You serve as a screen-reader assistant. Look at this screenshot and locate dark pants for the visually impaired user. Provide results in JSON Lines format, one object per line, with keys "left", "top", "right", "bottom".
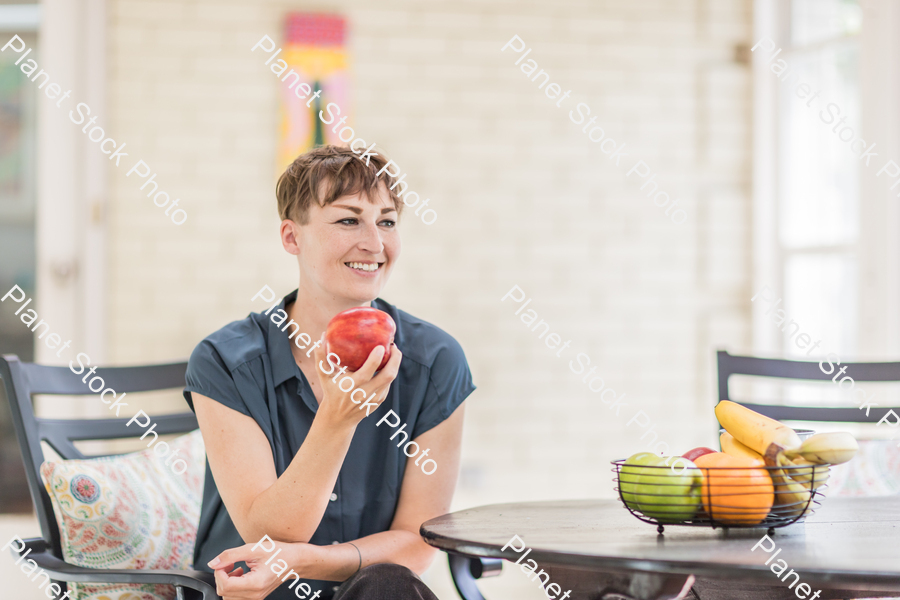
{"left": 332, "top": 564, "right": 439, "bottom": 600}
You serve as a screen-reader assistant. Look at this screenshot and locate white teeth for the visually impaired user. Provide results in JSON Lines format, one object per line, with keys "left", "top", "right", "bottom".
{"left": 348, "top": 262, "right": 379, "bottom": 272}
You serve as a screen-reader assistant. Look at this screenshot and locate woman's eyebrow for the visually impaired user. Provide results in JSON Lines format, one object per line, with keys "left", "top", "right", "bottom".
{"left": 330, "top": 204, "right": 397, "bottom": 215}
{"left": 331, "top": 204, "right": 362, "bottom": 214}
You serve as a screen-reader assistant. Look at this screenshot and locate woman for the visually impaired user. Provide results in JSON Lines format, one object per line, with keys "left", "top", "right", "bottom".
{"left": 183, "top": 145, "right": 474, "bottom": 600}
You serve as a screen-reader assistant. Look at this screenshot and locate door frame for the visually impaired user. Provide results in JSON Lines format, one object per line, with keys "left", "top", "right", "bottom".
{"left": 35, "top": 0, "right": 107, "bottom": 370}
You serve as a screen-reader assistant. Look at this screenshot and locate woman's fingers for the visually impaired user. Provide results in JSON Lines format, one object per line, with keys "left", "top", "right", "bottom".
{"left": 215, "top": 562, "right": 275, "bottom": 599}
{"left": 208, "top": 541, "right": 269, "bottom": 571}
{"left": 369, "top": 370, "right": 399, "bottom": 401}
{"left": 208, "top": 545, "right": 247, "bottom": 571}
{"left": 312, "top": 336, "right": 401, "bottom": 426}
{"left": 368, "top": 344, "right": 402, "bottom": 388}
{"left": 314, "top": 336, "right": 385, "bottom": 384}
{"left": 214, "top": 568, "right": 229, "bottom": 595}
{"left": 372, "top": 383, "right": 392, "bottom": 407}
{"left": 356, "top": 372, "right": 393, "bottom": 410}
{"left": 355, "top": 344, "right": 387, "bottom": 379}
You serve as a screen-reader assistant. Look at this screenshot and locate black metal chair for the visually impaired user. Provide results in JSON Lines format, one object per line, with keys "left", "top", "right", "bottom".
{"left": 690, "top": 350, "right": 900, "bottom": 600}
{"left": 1, "top": 353, "right": 500, "bottom": 600}
{"left": 447, "top": 553, "right": 503, "bottom": 600}
{"left": 0, "top": 354, "right": 218, "bottom": 600}
{"left": 716, "top": 349, "right": 900, "bottom": 425}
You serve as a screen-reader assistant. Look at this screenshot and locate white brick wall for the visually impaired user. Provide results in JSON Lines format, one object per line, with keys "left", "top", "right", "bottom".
{"left": 103, "top": 0, "right": 752, "bottom": 596}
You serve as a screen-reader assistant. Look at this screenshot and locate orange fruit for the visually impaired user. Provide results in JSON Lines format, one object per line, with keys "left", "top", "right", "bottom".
{"left": 694, "top": 452, "right": 774, "bottom": 526}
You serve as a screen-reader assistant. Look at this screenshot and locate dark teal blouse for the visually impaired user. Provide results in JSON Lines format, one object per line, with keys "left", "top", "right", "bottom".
{"left": 183, "top": 290, "right": 475, "bottom": 599}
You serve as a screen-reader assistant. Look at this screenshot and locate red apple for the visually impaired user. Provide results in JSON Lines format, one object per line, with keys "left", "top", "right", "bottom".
{"left": 681, "top": 447, "right": 717, "bottom": 462}
{"left": 325, "top": 307, "right": 396, "bottom": 372}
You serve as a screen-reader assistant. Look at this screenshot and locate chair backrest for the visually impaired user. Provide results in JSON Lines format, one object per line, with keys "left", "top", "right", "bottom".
{"left": 716, "top": 349, "right": 900, "bottom": 423}
{"left": 0, "top": 354, "right": 197, "bottom": 558}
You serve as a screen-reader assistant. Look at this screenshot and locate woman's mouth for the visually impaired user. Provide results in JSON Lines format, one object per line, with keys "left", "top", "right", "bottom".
{"left": 346, "top": 261, "right": 382, "bottom": 273}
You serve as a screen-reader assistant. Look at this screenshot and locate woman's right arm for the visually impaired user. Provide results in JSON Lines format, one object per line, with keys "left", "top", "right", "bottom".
{"left": 193, "top": 343, "right": 402, "bottom": 544}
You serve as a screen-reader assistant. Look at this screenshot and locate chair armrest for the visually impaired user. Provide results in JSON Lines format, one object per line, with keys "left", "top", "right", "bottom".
{"left": 11, "top": 538, "right": 219, "bottom": 600}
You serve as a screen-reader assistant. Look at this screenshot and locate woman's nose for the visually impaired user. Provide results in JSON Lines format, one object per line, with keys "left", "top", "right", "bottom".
{"left": 358, "top": 221, "right": 384, "bottom": 253}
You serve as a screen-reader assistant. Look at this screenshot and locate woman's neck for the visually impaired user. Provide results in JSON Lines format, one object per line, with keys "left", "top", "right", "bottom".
{"left": 286, "top": 281, "right": 373, "bottom": 346}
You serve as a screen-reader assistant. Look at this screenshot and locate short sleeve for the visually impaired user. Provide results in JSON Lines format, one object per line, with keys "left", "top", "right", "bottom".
{"left": 183, "top": 340, "right": 252, "bottom": 417}
{"left": 412, "top": 337, "right": 476, "bottom": 438}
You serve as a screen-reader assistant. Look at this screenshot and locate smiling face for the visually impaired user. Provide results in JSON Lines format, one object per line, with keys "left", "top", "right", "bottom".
{"left": 281, "top": 181, "right": 400, "bottom": 306}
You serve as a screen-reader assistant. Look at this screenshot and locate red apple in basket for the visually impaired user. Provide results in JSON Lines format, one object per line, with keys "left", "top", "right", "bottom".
{"left": 325, "top": 307, "right": 396, "bottom": 372}
{"left": 680, "top": 448, "right": 715, "bottom": 519}
{"left": 682, "top": 447, "right": 717, "bottom": 462}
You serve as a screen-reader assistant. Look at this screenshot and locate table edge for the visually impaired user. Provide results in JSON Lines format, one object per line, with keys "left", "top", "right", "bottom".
{"left": 420, "top": 500, "right": 900, "bottom": 591}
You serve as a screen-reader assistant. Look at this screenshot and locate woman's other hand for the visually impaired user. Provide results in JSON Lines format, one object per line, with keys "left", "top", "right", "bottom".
{"left": 209, "top": 539, "right": 308, "bottom": 600}
{"left": 313, "top": 338, "right": 402, "bottom": 430}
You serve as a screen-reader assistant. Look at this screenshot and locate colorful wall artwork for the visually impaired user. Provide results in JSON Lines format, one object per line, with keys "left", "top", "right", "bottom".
{"left": 277, "top": 13, "right": 350, "bottom": 171}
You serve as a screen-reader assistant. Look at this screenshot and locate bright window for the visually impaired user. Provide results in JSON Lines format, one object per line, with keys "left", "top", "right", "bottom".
{"left": 773, "top": 0, "right": 861, "bottom": 357}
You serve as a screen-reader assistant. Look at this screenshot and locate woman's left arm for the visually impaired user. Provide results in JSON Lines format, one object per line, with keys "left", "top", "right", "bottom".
{"left": 210, "top": 402, "right": 465, "bottom": 598}
{"left": 305, "top": 399, "right": 465, "bottom": 577}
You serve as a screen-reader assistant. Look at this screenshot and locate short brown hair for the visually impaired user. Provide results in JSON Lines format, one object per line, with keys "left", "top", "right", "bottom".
{"left": 276, "top": 145, "right": 403, "bottom": 224}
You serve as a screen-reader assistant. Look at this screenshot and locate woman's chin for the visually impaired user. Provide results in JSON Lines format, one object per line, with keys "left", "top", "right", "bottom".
{"left": 337, "top": 283, "right": 383, "bottom": 305}
{"left": 318, "top": 270, "right": 388, "bottom": 305}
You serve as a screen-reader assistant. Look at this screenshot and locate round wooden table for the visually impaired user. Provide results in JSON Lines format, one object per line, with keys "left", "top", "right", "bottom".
{"left": 421, "top": 496, "right": 900, "bottom": 600}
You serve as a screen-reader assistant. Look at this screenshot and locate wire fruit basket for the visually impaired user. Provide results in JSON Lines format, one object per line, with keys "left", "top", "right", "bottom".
{"left": 611, "top": 459, "right": 830, "bottom": 535}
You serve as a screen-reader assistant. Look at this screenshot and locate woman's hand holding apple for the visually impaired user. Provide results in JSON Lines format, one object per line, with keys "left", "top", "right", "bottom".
{"left": 313, "top": 340, "right": 402, "bottom": 431}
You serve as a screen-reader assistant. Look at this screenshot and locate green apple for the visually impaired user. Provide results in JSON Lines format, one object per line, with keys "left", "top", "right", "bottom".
{"left": 619, "top": 452, "right": 664, "bottom": 512}
{"left": 634, "top": 456, "right": 703, "bottom": 523}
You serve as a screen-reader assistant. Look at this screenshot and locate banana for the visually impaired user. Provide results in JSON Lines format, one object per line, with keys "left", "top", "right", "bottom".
{"left": 783, "top": 432, "right": 858, "bottom": 466}
{"left": 780, "top": 456, "right": 830, "bottom": 490}
{"left": 764, "top": 444, "right": 813, "bottom": 518}
{"left": 720, "top": 431, "right": 764, "bottom": 461}
{"left": 715, "top": 400, "right": 802, "bottom": 455}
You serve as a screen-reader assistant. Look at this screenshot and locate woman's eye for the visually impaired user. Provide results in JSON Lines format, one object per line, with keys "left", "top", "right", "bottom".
{"left": 335, "top": 217, "right": 394, "bottom": 227}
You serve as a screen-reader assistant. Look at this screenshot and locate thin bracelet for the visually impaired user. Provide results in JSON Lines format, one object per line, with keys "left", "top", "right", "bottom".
{"left": 347, "top": 542, "right": 362, "bottom": 574}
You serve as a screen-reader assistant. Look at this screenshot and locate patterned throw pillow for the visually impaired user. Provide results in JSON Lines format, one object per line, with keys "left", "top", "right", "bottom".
{"left": 40, "top": 430, "right": 206, "bottom": 600}
{"left": 826, "top": 439, "right": 900, "bottom": 497}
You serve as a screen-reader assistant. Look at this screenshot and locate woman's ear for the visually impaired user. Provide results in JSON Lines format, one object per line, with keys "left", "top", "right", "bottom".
{"left": 280, "top": 219, "right": 302, "bottom": 256}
